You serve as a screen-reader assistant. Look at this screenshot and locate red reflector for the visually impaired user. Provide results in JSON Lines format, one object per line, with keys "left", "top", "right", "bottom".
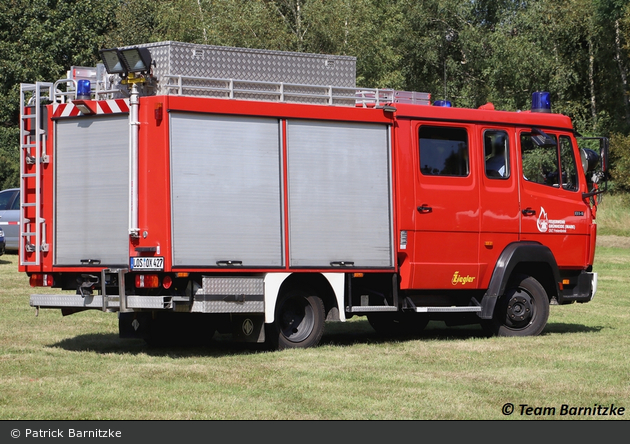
{"left": 30, "top": 274, "right": 53, "bottom": 287}
{"left": 135, "top": 274, "right": 159, "bottom": 288}
{"left": 162, "top": 275, "right": 173, "bottom": 289}
{"left": 155, "top": 103, "right": 163, "bottom": 121}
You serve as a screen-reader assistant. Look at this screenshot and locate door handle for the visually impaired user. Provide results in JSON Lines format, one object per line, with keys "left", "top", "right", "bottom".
{"left": 522, "top": 208, "right": 536, "bottom": 216}
{"left": 417, "top": 205, "right": 433, "bottom": 214}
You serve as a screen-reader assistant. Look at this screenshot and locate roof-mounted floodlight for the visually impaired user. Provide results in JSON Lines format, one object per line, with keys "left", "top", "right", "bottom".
{"left": 99, "top": 48, "right": 127, "bottom": 75}
{"left": 119, "top": 47, "right": 152, "bottom": 74}
{"left": 99, "top": 47, "right": 153, "bottom": 76}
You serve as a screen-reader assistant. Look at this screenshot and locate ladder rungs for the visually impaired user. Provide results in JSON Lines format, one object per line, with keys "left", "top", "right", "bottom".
{"left": 21, "top": 174, "right": 37, "bottom": 179}
{"left": 21, "top": 202, "right": 36, "bottom": 207}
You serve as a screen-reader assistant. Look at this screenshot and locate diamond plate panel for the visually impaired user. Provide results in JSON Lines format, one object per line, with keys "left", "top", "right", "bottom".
{"left": 200, "top": 276, "right": 264, "bottom": 296}
{"left": 126, "top": 41, "right": 356, "bottom": 93}
{"left": 191, "top": 300, "right": 264, "bottom": 314}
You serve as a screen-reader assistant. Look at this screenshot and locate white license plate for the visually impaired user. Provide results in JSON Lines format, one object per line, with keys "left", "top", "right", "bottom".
{"left": 130, "top": 257, "right": 164, "bottom": 271}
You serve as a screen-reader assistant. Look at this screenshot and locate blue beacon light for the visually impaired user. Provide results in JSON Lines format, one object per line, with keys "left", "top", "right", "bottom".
{"left": 433, "top": 100, "right": 452, "bottom": 107}
{"left": 76, "top": 79, "right": 91, "bottom": 100}
{"left": 531, "top": 91, "right": 551, "bottom": 113}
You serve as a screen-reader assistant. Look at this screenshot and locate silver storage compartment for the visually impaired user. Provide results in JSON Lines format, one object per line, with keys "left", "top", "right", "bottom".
{"left": 132, "top": 41, "right": 356, "bottom": 103}
{"left": 286, "top": 120, "right": 394, "bottom": 268}
{"left": 54, "top": 114, "right": 130, "bottom": 266}
{"left": 193, "top": 276, "right": 265, "bottom": 313}
{"left": 170, "top": 112, "right": 284, "bottom": 268}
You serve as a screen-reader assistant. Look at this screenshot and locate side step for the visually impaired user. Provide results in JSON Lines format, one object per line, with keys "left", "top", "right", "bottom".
{"left": 412, "top": 306, "right": 482, "bottom": 313}
{"left": 347, "top": 306, "right": 482, "bottom": 313}
{"left": 347, "top": 305, "right": 398, "bottom": 313}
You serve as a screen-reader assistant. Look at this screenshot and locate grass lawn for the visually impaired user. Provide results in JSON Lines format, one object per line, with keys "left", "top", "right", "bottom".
{"left": 0, "top": 231, "right": 628, "bottom": 420}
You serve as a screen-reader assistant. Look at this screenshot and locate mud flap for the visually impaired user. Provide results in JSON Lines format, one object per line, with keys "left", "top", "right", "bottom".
{"left": 119, "top": 312, "right": 151, "bottom": 339}
{"left": 231, "top": 315, "right": 265, "bottom": 343}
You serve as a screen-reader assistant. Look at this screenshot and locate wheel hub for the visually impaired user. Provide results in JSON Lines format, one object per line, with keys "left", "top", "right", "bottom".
{"left": 279, "top": 297, "right": 314, "bottom": 342}
{"left": 506, "top": 291, "right": 533, "bottom": 326}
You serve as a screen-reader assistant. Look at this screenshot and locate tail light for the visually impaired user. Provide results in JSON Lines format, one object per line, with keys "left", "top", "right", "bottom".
{"left": 135, "top": 274, "right": 159, "bottom": 288}
{"left": 30, "top": 274, "right": 54, "bottom": 287}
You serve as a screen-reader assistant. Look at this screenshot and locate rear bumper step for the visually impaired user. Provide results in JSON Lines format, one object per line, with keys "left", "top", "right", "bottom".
{"left": 30, "top": 294, "right": 170, "bottom": 310}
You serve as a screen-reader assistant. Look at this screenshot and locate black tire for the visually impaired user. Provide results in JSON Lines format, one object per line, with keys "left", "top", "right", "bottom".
{"left": 367, "top": 312, "right": 429, "bottom": 337}
{"left": 266, "top": 289, "right": 325, "bottom": 350}
{"left": 490, "top": 275, "right": 550, "bottom": 337}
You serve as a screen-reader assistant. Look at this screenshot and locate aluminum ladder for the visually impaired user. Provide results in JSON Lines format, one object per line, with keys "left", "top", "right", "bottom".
{"left": 19, "top": 82, "right": 53, "bottom": 266}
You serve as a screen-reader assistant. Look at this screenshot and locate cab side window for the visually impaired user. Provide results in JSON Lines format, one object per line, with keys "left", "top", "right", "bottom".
{"left": 484, "top": 130, "right": 509, "bottom": 179}
{"left": 521, "top": 133, "right": 559, "bottom": 187}
{"left": 419, "top": 126, "right": 469, "bottom": 177}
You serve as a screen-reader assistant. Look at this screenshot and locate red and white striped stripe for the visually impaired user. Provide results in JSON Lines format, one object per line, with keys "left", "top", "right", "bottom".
{"left": 52, "top": 99, "right": 130, "bottom": 118}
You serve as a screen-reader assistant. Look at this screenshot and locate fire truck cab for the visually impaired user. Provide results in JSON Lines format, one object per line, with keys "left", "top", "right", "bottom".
{"left": 20, "top": 42, "right": 607, "bottom": 349}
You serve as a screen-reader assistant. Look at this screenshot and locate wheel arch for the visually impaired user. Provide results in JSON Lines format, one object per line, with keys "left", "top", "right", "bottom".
{"left": 479, "top": 242, "right": 560, "bottom": 319}
{"left": 264, "top": 272, "right": 344, "bottom": 324}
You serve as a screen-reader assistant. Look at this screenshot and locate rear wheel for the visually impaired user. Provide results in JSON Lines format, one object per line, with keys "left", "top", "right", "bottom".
{"left": 266, "top": 289, "right": 325, "bottom": 350}
{"left": 490, "top": 275, "right": 549, "bottom": 337}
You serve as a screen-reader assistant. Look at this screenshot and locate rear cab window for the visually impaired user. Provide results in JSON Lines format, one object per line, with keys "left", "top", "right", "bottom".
{"left": 418, "top": 126, "right": 469, "bottom": 177}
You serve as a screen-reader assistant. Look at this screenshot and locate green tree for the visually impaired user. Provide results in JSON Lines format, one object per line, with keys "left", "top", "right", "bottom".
{"left": 0, "top": 0, "right": 119, "bottom": 188}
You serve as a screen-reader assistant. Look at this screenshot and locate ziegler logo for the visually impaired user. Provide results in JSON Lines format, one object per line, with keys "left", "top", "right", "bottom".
{"left": 452, "top": 271, "right": 476, "bottom": 286}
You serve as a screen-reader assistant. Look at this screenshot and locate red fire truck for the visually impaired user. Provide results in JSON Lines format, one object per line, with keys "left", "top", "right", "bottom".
{"left": 20, "top": 41, "right": 607, "bottom": 349}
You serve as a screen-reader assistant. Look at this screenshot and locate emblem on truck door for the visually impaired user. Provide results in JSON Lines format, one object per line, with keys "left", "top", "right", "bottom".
{"left": 536, "top": 207, "right": 576, "bottom": 233}
{"left": 537, "top": 207, "right": 549, "bottom": 233}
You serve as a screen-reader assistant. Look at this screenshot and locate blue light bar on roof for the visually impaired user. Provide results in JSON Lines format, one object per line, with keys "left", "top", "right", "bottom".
{"left": 433, "top": 100, "right": 452, "bottom": 107}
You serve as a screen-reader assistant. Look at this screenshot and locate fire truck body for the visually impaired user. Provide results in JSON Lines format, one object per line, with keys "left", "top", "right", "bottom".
{"left": 21, "top": 42, "right": 606, "bottom": 349}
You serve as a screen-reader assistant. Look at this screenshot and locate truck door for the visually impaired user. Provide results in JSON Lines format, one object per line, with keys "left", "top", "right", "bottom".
{"left": 518, "top": 129, "right": 590, "bottom": 267}
{"left": 479, "top": 128, "right": 520, "bottom": 285}
{"left": 411, "top": 123, "right": 480, "bottom": 289}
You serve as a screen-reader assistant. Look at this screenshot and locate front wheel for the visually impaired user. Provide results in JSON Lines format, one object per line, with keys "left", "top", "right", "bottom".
{"left": 266, "top": 289, "right": 325, "bottom": 350}
{"left": 489, "top": 275, "right": 550, "bottom": 337}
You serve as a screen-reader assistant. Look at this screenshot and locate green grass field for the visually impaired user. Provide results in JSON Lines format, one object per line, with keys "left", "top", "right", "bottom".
{"left": 1, "top": 232, "right": 628, "bottom": 420}
{"left": 1, "top": 195, "right": 628, "bottom": 420}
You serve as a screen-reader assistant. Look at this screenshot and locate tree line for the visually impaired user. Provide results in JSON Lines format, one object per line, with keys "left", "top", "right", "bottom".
{"left": 2, "top": 0, "right": 630, "bottom": 189}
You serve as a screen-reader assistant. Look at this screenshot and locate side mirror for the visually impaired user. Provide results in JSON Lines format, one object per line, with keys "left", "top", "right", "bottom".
{"left": 578, "top": 136, "right": 609, "bottom": 200}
